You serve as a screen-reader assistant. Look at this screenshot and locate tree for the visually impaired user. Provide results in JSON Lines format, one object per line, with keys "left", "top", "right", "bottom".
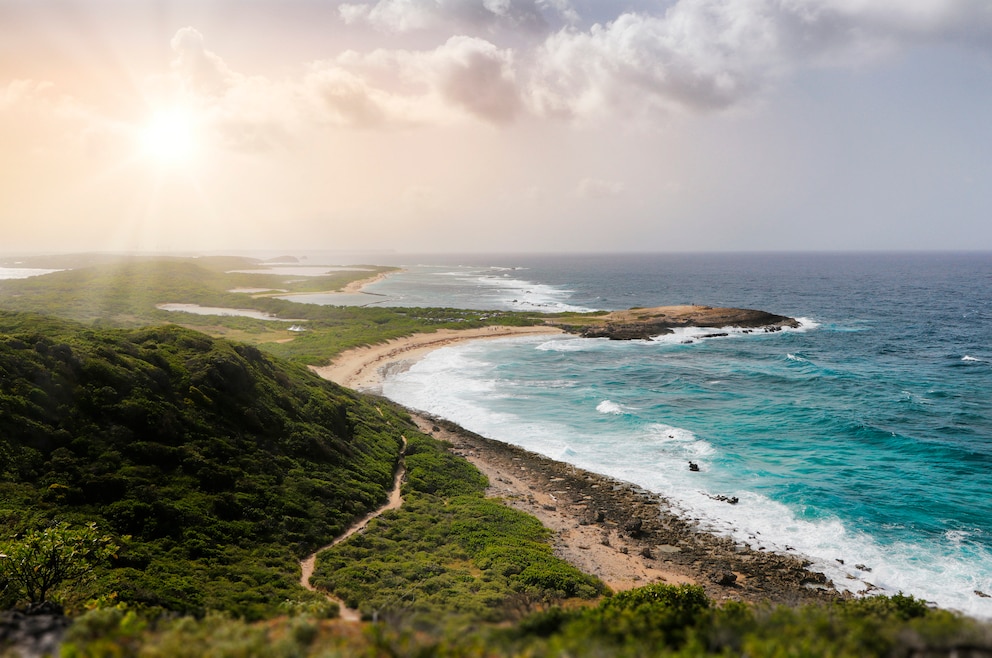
{"left": 0, "top": 522, "right": 121, "bottom": 606}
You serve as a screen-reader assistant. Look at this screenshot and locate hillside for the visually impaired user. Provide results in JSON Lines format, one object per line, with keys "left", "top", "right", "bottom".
{"left": 0, "top": 312, "right": 406, "bottom": 618}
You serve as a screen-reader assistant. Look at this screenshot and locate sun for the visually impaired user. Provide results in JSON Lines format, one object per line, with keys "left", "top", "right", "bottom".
{"left": 140, "top": 109, "right": 198, "bottom": 164}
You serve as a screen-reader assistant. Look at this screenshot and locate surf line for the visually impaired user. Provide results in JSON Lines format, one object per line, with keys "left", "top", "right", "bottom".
{"left": 299, "top": 435, "right": 407, "bottom": 622}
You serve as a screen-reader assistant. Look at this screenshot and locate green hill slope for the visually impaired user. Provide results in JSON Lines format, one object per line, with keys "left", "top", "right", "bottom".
{"left": 0, "top": 312, "right": 406, "bottom": 618}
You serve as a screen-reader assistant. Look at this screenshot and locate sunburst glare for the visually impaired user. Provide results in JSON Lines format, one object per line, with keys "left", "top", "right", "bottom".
{"left": 140, "top": 108, "right": 199, "bottom": 164}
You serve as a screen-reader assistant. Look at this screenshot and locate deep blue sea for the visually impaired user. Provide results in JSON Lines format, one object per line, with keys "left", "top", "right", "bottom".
{"left": 309, "top": 252, "right": 992, "bottom": 617}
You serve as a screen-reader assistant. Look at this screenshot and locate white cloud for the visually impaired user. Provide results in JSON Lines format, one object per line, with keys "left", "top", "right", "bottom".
{"left": 36, "top": 0, "right": 986, "bottom": 159}
{"left": 525, "top": 0, "right": 992, "bottom": 120}
{"left": 429, "top": 36, "right": 521, "bottom": 123}
{"left": 170, "top": 27, "right": 239, "bottom": 97}
{"left": 338, "top": 0, "right": 551, "bottom": 34}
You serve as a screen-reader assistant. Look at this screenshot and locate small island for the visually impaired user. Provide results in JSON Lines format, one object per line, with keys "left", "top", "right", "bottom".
{"left": 554, "top": 304, "right": 800, "bottom": 340}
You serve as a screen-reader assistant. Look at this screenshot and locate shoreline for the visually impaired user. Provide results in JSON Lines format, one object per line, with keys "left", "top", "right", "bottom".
{"left": 313, "top": 327, "right": 840, "bottom": 605}
{"left": 411, "top": 412, "right": 838, "bottom": 605}
{"left": 340, "top": 269, "right": 395, "bottom": 294}
{"left": 311, "top": 325, "right": 563, "bottom": 393}
{"left": 268, "top": 269, "right": 398, "bottom": 303}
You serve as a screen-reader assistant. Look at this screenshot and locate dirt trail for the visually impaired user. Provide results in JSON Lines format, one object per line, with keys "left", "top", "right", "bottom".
{"left": 299, "top": 436, "right": 407, "bottom": 622}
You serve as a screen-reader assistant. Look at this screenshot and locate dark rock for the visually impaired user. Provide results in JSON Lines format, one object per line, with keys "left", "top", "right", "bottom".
{"left": 712, "top": 571, "right": 738, "bottom": 586}
{"left": 0, "top": 607, "right": 71, "bottom": 658}
{"left": 976, "top": 590, "right": 991, "bottom": 599}
{"left": 641, "top": 547, "right": 654, "bottom": 559}
{"left": 558, "top": 306, "right": 800, "bottom": 341}
{"left": 419, "top": 412, "right": 841, "bottom": 608}
{"left": 624, "top": 519, "right": 643, "bottom": 535}
{"left": 688, "top": 461, "right": 700, "bottom": 472}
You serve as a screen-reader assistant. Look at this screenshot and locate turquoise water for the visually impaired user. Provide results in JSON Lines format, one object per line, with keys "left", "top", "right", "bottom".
{"left": 330, "top": 252, "right": 992, "bottom": 617}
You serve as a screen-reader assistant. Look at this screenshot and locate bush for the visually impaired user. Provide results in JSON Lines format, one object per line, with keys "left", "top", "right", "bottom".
{"left": 0, "top": 522, "right": 121, "bottom": 606}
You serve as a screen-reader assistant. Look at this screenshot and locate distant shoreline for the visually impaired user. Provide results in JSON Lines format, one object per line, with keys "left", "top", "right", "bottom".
{"left": 270, "top": 268, "right": 400, "bottom": 303}
{"left": 340, "top": 269, "right": 395, "bottom": 294}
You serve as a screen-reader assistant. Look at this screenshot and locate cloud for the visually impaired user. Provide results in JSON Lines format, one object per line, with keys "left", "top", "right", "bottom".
{"left": 525, "top": 0, "right": 992, "bottom": 119}
{"left": 301, "top": 36, "right": 521, "bottom": 126}
{"left": 170, "top": 27, "right": 238, "bottom": 97}
{"left": 38, "top": 0, "right": 985, "bottom": 160}
{"left": 338, "top": 0, "right": 552, "bottom": 35}
{"left": 430, "top": 36, "right": 521, "bottom": 123}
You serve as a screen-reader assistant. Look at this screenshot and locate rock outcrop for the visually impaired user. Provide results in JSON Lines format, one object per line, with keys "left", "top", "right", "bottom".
{"left": 556, "top": 305, "right": 800, "bottom": 340}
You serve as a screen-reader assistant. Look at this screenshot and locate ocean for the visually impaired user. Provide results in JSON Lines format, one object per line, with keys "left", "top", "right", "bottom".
{"left": 316, "top": 252, "right": 992, "bottom": 617}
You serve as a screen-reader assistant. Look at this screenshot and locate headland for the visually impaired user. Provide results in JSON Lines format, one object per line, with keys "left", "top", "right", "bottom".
{"left": 553, "top": 305, "right": 800, "bottom": 340}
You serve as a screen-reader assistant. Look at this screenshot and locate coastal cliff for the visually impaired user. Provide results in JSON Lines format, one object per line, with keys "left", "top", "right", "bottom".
{"left": 555, "top": 305, "right": 800, "bottom": 340}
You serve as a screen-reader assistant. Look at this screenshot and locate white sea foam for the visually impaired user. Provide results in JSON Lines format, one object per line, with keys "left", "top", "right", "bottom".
{"left": 381, "top": 331, "right": 992, "bottom": 620}
{"left": 469, "top": 273, "right": 595, "bottom": 313}
{"left": 535, "top": 338, "right": 602, "bottom": 352}
{"left": 648, "top": 424, "right": 715, "bottom": 459}
{"left": 431, "top": 267, "right": 596, "bottom": 313}
{"left": 596, "top": 400, "right": 624, "bottom": 415}
{"left": 962, "top": 355, "right": 982, "bottom": 362}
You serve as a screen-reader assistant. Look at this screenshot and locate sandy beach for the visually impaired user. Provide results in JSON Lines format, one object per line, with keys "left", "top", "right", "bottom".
{"left": 311, "top": 325, "right": 563, "bottom": 393}
{"left": 340, "top": 270, "right": 394, "bottom": 294}
{"left": 313, "top": 328, "right": 840, "bottom": 605}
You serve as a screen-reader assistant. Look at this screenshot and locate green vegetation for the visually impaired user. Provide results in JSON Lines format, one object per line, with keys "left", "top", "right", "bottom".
{"left": 0, "top": 311, "right": 406, "bottom": 618}
{"left": 311, "top": 433, "right": 604, "bottom": 628}
{"left": 0, "top": 256, "right": 545, "bottom": 365}
{"left": 491, "top": 586, "right": 992, "bottom": 657}
{"left": 54, "top": 586, "right": 992, "bottom": 657}
{"left": 0, "top": 522, "right": 120, "bottom": 606}
{"left": 1, "top": 258, "right": 991, "bottom": 656}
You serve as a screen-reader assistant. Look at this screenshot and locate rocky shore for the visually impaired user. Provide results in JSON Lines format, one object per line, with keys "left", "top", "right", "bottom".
{"left": 555, "top": 305, "right": 800, "bottom": 340}
{"left": 411, "top": 412, "right": 839, "bottom": 607}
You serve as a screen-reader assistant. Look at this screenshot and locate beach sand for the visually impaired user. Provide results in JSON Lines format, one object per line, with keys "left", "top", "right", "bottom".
{"left": 340, "top": 270, "right": 394, "bottom": 294}
{"left": 313, "top": 328, "right": 840, "bottom": 605}
{"left": 311, "top": 325, "right": 563, "bottom": 393}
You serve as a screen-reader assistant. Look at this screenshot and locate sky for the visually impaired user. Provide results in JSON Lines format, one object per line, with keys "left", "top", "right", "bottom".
{"left": 1, "top": 0, "right": 991, "bottom": 254}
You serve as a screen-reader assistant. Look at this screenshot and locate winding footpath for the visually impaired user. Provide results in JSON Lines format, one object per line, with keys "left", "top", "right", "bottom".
{"left": 299, "top": 436, "right": 407, "bottom": 622}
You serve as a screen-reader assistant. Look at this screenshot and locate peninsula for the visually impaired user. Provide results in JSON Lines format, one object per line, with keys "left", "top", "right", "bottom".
{"left": 554, "top": 304, "right": 800, "bottom": 340}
